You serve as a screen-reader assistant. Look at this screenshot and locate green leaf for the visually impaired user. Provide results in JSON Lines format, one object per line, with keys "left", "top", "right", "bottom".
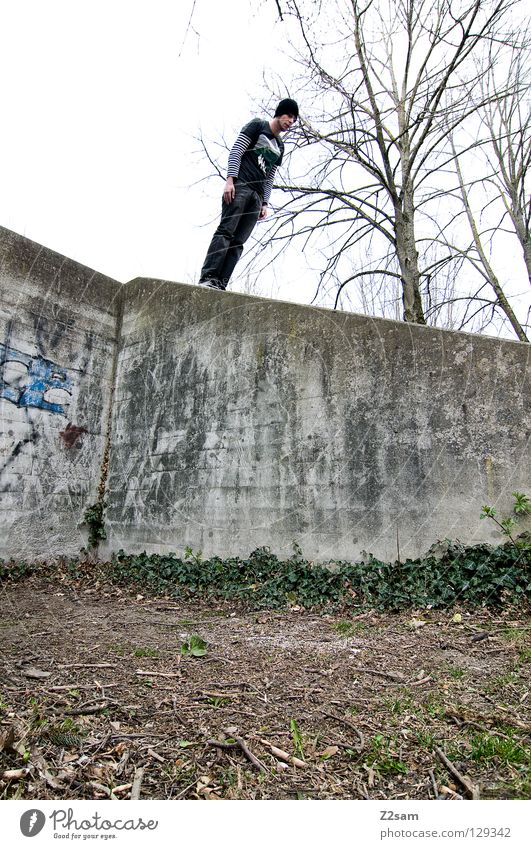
{"left": 181, "top": 634, "right": 207, "bottom": 658}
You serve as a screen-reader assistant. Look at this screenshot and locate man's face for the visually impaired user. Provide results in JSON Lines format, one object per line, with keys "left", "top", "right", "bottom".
{"left": 278, "top": 113, "right": 296, "bottom": 132}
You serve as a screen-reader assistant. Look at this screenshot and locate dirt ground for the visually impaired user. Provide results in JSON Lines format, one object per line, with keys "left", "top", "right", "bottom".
{"left": 1, "top": 568, "right": 529, "bottom": 801}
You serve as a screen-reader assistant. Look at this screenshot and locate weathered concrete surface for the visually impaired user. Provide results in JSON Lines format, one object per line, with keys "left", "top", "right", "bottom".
{"left": 1, "top": 227, "right": 529, "bottom": 564}
{"left": 104, "top": 278, "right": 530, "bottom": 562}
{"left": 0, "top": 227, "right": 121, "bottom": 559}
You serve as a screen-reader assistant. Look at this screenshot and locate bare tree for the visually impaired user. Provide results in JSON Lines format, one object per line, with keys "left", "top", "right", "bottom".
{"left": 480, "top": 34, "right": 531, "bottom": 287}
{"left": 423, "top": 31, "right": 531, "bottom": 341}
{"left": 258, "top": 0, "right": 523, "bottom": 328}
{"left": 447, "top": 136, "right": 529, "bottom": 341}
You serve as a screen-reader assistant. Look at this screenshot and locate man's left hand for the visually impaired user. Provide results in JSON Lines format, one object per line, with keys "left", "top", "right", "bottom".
{"left": 259, "top": 204, "right": 268, "bottom": 220}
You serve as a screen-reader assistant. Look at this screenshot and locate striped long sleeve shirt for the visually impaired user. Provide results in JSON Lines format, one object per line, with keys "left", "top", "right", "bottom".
{"left": 226, "top": 119, "right": 284, "bottom": 204}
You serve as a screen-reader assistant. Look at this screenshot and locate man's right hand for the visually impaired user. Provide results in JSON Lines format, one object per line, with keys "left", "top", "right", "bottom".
{"left": 223, "top": 177, "right": 236, "bottom": 205}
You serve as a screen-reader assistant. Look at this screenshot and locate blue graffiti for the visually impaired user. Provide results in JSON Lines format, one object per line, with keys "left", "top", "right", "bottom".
{"left": 0, "top": 344, "right": 74, "bottom": 415}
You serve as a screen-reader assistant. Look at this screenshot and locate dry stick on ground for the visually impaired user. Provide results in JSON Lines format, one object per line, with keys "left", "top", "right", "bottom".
{"left": 259, "top": 739, "right": 308, "bottom": 769}
{"left": 62, "top": 703, "right": 115, "bottom": 716}
{"left": 207, "top": 737, "right": 267, "bottom": 773}
{"left": 318, "top": 709, "right": 365, "bottom": 751}
{"left": 407, "top": 676, "right": 432, "bottom": 687}
{"left": 112, "top": 783, "right": 133, "bottom": 796}
{"left": 136, "top": 670, "right": 181, "bottom": 678}
{"left": 47, "top": 684, "right": 116, "bottom": 692}
{"left": 174, "top": 780, "right": 197, "bottom": 800}
{"left": 131, "top": 767, "right": 145, "bottom": 800}
{"left": 2, "top": 768, "right": 30, "bottom": 780}
{"left": 352, "top": 666, "right": 405, "bottom": 682}
{"left": 428, "top": 768, "right": 439, "bottom": 799}
{"left": 434, "top": 746, "right": 480, "bottom": 800}
{"left": 439, "top": 785, "right": 464, "bottom": 800}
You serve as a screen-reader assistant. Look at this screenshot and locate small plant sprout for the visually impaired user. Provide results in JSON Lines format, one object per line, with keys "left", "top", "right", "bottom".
{"left": 366, "top": 734, "right": 408, "bottom": 775}
{"left": 480, "top": 492, "right": 530, "bottom": 546}
{"left": 184, "top": 546, "right": 203, "bottom": 565}
{"left": 290, "top": 719, "right": 305, "bottom": 760}
{"left": 207, "top": 696, "right": 230, "bottom": 708}
{"left": 133, "top": 646, "right": 159, "bottom": 658}
{"left": 512, "top": 492, "right": 531, "bottom": 516}
{"left": 447, "top": 665, "right": 466, "bottom": 680}
{"left": 180, "top": 634, "right": 207, "bottom": 657}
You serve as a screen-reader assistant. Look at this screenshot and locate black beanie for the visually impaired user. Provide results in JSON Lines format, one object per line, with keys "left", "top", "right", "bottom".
{"left": 274, "top": 98, "right": 299, "bottom": 120}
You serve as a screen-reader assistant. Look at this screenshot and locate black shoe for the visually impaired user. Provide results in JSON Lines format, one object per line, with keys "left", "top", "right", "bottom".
{"left": 199, "top": 278, "right": 225, "bottom": 290}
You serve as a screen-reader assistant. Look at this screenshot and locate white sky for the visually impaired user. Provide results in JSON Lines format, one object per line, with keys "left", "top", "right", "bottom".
{"left": 0, "top": 0, "right": 529, "bottom": 332}
{"left": 0, "top": 0, "right": 288, "bottom": 286}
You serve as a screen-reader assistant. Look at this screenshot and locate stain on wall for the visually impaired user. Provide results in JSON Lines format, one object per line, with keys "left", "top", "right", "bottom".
{"left": 59, "top": 422, "right": 89, "bottom": 449}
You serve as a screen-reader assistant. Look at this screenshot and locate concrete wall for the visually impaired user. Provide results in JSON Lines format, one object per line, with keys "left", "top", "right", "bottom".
{"left": 104, "top": 278, "right": 530, "bottom": 562}
{"left": 1, "top": 230, "right": 529, "bottom": 563}
{"left": 0, "top": 227, "right": 121, "bottom": 559}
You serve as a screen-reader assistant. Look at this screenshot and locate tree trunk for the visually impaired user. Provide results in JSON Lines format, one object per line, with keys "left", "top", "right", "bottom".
{"left": 509, "top": 203, "right": 531, "bottom": 288}
{"left": 394, "top": 189, "right": 426, "bottom": 324}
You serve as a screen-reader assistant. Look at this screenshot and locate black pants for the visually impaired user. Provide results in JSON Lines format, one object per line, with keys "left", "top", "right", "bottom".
{"left": 199, "top": 184, "right": 262, "bottom": 287}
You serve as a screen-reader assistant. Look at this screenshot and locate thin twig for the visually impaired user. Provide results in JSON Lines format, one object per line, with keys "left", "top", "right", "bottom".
{"left": 207, "top": 738, "right": 267, "bottom": 773}
{"left": 352, "top": 666, "right": 405, "bottom": 682}
{"left": 318, "top": 709, "right": 365, "bottom": 750}
{"left": 136, "top": 669, "right": 181, "bottom": 678}
{"left": 62, "top": 703, "right": 114, "bottom": 716}
{"left": 434, "top": 746, "right": 480, "bottom": 799}
{"left": 174, "top": 780, "right": 197, "bottom": 800}
{"left": 428, "top": 767, "right": 439, "bottom": 799}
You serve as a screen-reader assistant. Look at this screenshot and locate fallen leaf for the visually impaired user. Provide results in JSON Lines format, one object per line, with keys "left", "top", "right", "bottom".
{"left": 0, "top": 726, "right": 16, "bottom": 753}
{"left": 196, "top": 775, "right": 215, "bottom": 794}
{"left": 57, "top": 768, "right": 77, "bottom": 781}
{"left": 320, "top": 745, "right": 339, "bottom": 759}
{"left": 365, "top": 765, "right": 376, "bottom": 788}
{"left": 23, "top": 667, "right": 52, "bottom": 679}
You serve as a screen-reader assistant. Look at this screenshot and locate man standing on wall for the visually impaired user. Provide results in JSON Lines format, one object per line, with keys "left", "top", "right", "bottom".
{"left": 198, "top": 98, "right": 299, "bottom": 291}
